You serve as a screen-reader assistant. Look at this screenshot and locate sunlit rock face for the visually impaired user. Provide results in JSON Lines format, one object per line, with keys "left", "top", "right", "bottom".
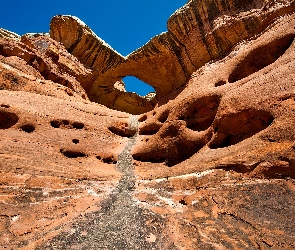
{"left": 50, "top": 0, "right": 295, "bottom": 114}
{"left": 1, "top": 0, "right": 295, "bottom": 249}
{"left": 49, "top": 15, "right": 156, "bottom": 115}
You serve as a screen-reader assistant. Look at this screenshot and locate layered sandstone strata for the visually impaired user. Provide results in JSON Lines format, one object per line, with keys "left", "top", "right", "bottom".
{"left": 0, "top": 32, "right": 90, "bottom": 100}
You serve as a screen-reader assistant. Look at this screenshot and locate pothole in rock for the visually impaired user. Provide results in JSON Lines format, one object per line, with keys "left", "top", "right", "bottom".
{"left": 50, "top": 119, "right": 85, "bottom": 130}
{"left": 158, "top": 110, "right": 170, "bottom": 123}
{"left": 0, "top": 104, "right": 10, "bottom": 108}
{"left": 139, "top": 123, "right": 162, "bottom": 135}
{"left": 215, "top": 80, "right": 227, "bottom": 87}
{"left": 137, "top": 110, "right": 169, "bottom": 135}
{"left": 60, "top": 149, "right": 87, "bottom": 158}
{"left": 134, "top": 121, "right": 208, "bottom": 167}
{"left": 179, "top": 199, "right": 188, "bottom": 206}
{"left": 180, "top": 95, "right": 221, "bottom": 131}
{"left": 102, "top": 157, "right": 117, "bottom": 164}
{"left": 20, "top": 124, "right": 35, "bottom": 133}
{"left": 229, "top": 34, "right": 295, "bottom": 83}
{"left": 96, "top": 155, "right": 117, "bottom": 164}
{"left": 72, "top": 122, "right": 84, "bottom": 129}
{"left": 50, "top": 120, "right": 63, "bottom": 128}
{"left": 138, "top": 115, "right": 147, "bottom": 122}
{"left": 108, "top": 125, "right": 136, "bottom": 138}
{"left": 209, "top": 109, "right": 274, "bottom": 149}
{"left": 0, "top": 111, "right": 19, "bottom": 129}
{"left": 72, "top": 139, "right": 79, "bottom": 144}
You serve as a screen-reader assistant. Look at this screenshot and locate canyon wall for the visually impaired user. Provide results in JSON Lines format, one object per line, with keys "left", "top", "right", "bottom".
{"left": 0, "top": 0, "right": 295, "bottom": 249}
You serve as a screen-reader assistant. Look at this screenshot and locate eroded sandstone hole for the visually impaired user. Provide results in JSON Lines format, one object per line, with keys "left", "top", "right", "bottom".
{"left": 139, "top": 123, "right": 163, "bottom": 135}
{"left": 60, "top": 149, "right": 87, "bottom": 158}
{"left": 50, "top": 119, "right": 85, "bottom": 129}
{"left": 229, "top": 34, "right": 295, "bottom": 83}
{"left": 0, "top": 104, "right": 10, "bottom": 108}
{"left": 209, "top": 109, "right": 274, "bottom": 149}
{"left": 20, "top": 124, "right": 35, "bottom": 133}
{"left": 0, "top": 110, "right": 19, "bottom": 129}
{"left": 72, "top": 139, "right": 79, "bottom": 144}
{"left": 179, "top": 95, "right": 221, "bottom": 131}
{"left": 96, "top": 155, "right": 117, "bottom": 164}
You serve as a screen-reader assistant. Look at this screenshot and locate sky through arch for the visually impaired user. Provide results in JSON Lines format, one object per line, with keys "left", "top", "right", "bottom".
{"left": 122, "top": 76, "right": 155, "bottom": 96}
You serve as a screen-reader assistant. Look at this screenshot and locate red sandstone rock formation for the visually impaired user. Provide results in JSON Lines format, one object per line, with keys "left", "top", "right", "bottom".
{"left": 50, "top": 0, "right": 295, "bottom": 112}
{"left": 0, "top": 0, "right": 295, "bottom": 249}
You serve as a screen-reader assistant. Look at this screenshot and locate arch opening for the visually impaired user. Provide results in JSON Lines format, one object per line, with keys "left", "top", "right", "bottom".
{"left": 122, "top": 76, "right": 155, "bottom": 97}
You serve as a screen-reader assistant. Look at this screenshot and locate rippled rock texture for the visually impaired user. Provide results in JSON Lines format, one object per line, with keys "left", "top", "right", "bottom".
{"left": 1, "top": 0, "right": 295, "bottom": 249}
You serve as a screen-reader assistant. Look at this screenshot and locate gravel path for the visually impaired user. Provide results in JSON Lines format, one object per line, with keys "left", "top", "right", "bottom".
{"left": 39, "top": 116, "right": 171, "bottom": 250}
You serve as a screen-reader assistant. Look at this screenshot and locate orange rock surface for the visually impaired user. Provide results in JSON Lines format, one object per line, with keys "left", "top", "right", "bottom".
{"left": 1, "top": 0, "right": 295, "bottom": 249}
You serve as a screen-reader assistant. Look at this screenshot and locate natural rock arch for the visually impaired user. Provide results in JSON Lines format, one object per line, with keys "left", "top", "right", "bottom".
{"left": 50, "top": 0, "right": 295, "bottom": 114}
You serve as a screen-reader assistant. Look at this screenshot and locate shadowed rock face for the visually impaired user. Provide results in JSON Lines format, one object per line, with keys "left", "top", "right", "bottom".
{"left": 1, "top": 0, "right": 295, "bottom": 249}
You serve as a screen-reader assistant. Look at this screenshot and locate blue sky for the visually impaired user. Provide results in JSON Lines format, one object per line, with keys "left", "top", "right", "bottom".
{"left": 0, "top": 1, "right": 187, "bottom": 96}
